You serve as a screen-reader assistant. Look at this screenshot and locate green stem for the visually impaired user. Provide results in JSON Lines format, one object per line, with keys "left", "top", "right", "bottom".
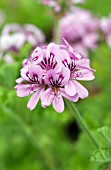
{"left": 54, "top": 18, "right": 61, "bottom": 44}
{"left": 65, "top": 100, "right": 99, "bottom": 148}
{"left": 1, "top": 105, "right": 57, "bottom": 170}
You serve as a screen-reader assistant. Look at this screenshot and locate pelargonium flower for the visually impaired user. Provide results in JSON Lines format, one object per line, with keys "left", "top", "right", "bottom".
{"left": 59, "top": 8, "right": 99, "bottom": 56}
{"left": 15, "top": 39, "right": 95, "bottom": 113}
{"left": 99, "top": 15, "right": 111, "bottom": 48}
{"left": 0, "top": 23, "right": 45, "bottom": 53}
{"left": 0, "top": 23, "right": 45, "bottom": 63}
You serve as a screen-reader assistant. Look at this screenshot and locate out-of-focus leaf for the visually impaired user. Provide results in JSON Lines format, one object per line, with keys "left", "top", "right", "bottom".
{"left": 0, "top": 63, "right": 20, "bottom": 89}
{"left": 18, "top": 43, "right": 32, "bottom": 61}
{"left": 98, "top": 126, "right": 111, "bottom": 146}
{"left": 91, "top": 148, "right": 111, "bottom": 163}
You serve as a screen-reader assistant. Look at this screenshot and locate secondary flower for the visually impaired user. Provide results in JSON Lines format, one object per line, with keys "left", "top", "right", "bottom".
{"left": 99, "top": 14, "right": 111, "bottom": 48}
{"left": 15, "top": 63, "right": 45, "bottom": 111}
{"left": 15, "top": 39, "right": 95, "bottom": 113}
{"left": 0, "top": 23, "right": 45, "bottom": 63}
{"left": 59, "top": 7, "right": 99, "bottom": 56}
{"left": 0, "top": 23, "right": 45, "bottom": 53}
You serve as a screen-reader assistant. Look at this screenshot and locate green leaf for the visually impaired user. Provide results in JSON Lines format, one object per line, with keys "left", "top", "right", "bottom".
{"left": 98, "top": 126, "right": 111, "bottom": 146}
{"left": 0, "top": 63, "right": 20, "bottom": 89}
{"left": 91, "top": 148, "right": 111, "bottom": 163}
{"left": 18, "top": 43, "right": 32, "bottom": 61}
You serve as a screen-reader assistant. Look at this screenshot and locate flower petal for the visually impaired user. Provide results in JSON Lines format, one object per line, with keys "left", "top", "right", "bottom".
{"left": 16, "top": 77, "right": 24, "bottom": 83}
{"left": 46, "top": 42, "right": 60, "bottom": 59}
{"left": 73, "top": 80, "right": 88, "bottom": 99}
{"left": 62, "top": 38, "right": 74, "bottom": 53}
{"left": 55, "top": 66, "right": 70, "bottom": 86}
{"left": 27, "top": 88, "right": 44, "bottom": 110}
{"left": 44, "top": 69, "right": 56, "bottom": 85}
{"left": 53, "top": 95, "right": 64, "bottom": 113}
{"left": 60, "top": 88, "right": 79, "bottom": 102}
{"left": 55, "top": 49, "right": 71, "bottom": 64}
{"left": 41, "top": 88, "right": 54, "bottom": 107}
{"left": 20, "top": 65, "right": 30, "bottom": 81}
{"left": 31, "top": 47, "right": 43, "bottom": 64}
{"left": 77, "top": 58, "right": 94, "bottom": 71}
{"left": 16, "top": 84, "right": 33, "bottom": 97}
{"left": 75, "top": 69, "right": 95, "bottom": 81}
{"left": 29, "top": 63, "right": 43, "bottom": 84}
{"left": 65, "top": 80, "right": 76, "bottom": 96}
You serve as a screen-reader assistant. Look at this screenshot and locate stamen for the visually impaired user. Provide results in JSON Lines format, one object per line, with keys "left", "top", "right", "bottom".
{"left": 74, "top": 71, "right": 83, "bottom": 78}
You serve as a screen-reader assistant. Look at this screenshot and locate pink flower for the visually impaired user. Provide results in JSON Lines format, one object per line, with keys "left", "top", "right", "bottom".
{"left": 0, "top": 23, "right": 45, "bottom": 64}
{"left": 41, "top": 67, "right": 79, "bottom": 113}
{"left": 15, "top": 40, "right": 95, "bottom": 113}
{"left": 0, "top": 23, "right": 45, "bottom": 54}
{"left": 59, "top": 8, "right": 99, "bottom": 54}
{"left": 99, "top": 15, "right": 111, "bottom": 48}
{"left": 55, "top": 39, "right": 95, "bottom": 98}
{"left": 15, "top": 63, "right": 45, "bottom": 111}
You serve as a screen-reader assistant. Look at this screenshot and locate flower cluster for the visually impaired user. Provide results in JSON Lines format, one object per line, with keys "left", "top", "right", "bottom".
{"left": 99, "top": 14, "right": 111, "bottom": 48}
{"left": 15, "top": 39, "right": 95, "bottom": 113}
{"left": 59, "top": 8, "right": 99, "bottom": 56}
{"left": 0, "top": 23, "right": 45, "bottom": 63}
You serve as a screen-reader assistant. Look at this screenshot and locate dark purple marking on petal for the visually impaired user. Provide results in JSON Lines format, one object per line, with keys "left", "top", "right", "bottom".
{"left": 56, "top": 74, "right": 64, "bottom": 86}
{"left": 41, "top": 57, "right": 47, "bottom": 69}
{"left": 32, "top": 56, "right": 38, "bottom": 61}
{"left": 49, "top": 76, "right": 55, "bottom": 86}
{"left": 48, "top": 52, "right": 55, "bottom": 67}
{"left": 62, "top": 59, "right": 69, "bottom": 68}
{"left": 26, "top": 71, "right": 38, "bottom": 82}
{"left": 70, "top": 59, "right": 76, "bottom": 71}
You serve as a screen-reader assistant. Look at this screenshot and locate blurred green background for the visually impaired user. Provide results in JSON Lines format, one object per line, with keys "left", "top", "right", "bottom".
{"left": 0, "top": 0, "right": 111, "bottom": 170}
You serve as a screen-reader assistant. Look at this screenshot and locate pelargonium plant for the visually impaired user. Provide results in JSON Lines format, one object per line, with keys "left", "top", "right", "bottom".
{"left": 14, "top": 0, "right": 100, "bottom": 161}
{"left": 59, "top": 7, "right": 99, "bottom": 56}
{"left": 15, "top": 39, "right": 95, "bottom": 113}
